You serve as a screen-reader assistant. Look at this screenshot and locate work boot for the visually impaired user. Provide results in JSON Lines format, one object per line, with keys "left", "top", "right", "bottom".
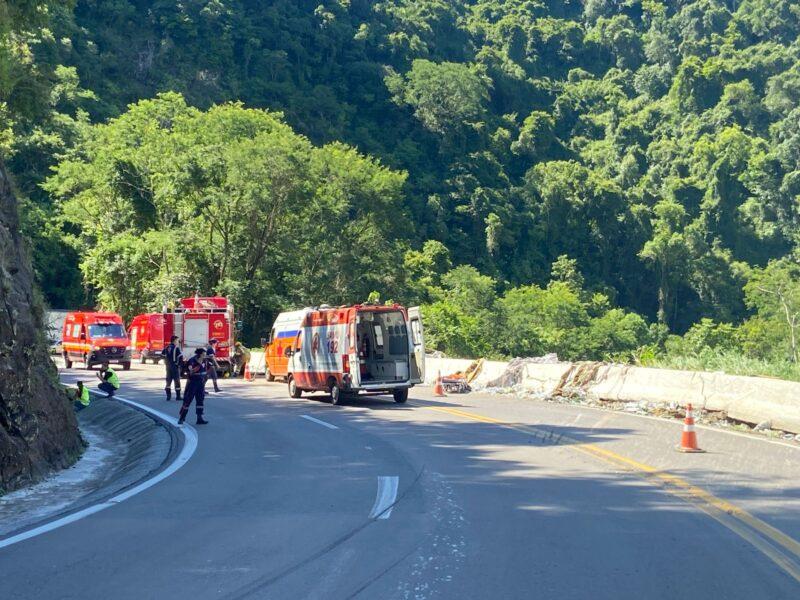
{"left": 165, "top": 389, "right": 172, "bottom": 401}
{"left": 178, "top": 408, "right": 188, "bottom": 425}
{"left": 196, "top": 416, "right": 209, "bottom": 425}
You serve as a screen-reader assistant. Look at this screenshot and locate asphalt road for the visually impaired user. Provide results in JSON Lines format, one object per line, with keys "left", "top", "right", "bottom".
{"left": 2, "top": 364, "right": 800, "bottom": 599}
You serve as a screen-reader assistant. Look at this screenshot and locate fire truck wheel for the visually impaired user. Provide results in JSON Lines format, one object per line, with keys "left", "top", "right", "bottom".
{"left": 122, "top": 361, "right": 131, "bottom": 371}
{"left": 288, "top": 376, "right": 302, "bottom": 399}
{"left": 330, "top": 380, "right": 344, "bottom": 406}
{"left": 62, "top": 352, "right": 73, "bottom": 369}
{"left": 393, "top": 388, "right": 409, "bottom": 404}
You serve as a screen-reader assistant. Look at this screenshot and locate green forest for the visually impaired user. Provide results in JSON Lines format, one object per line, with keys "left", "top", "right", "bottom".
{"left": 3, "top": 0, "right": 800, "bottom": 376}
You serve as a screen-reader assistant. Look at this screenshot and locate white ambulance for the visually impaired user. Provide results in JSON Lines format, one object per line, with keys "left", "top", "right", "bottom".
{"left": 273, "top": 303, "right": 425, "bottom": 404}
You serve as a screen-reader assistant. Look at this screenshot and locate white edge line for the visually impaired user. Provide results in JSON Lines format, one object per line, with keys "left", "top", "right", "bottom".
{"left": 300, "top": 415, "right": 339, "bottom": 430}
{"left": 369, "top": 475, "right": 399, "bottom": 520}
{"left": 0, "top": 394, "right": 198, "bottom": 549}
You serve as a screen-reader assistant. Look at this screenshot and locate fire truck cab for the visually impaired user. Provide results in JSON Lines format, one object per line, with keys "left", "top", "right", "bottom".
{"left": 61, "top": 311, "right": 131, "bottom": 370}
{"left": 281, "top": 304, "right": 425, "bottom": 405}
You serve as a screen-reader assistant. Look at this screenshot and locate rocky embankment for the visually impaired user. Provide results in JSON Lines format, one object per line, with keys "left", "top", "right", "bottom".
{"left": 0, "top": 162, "right": 82, "bottom": 494}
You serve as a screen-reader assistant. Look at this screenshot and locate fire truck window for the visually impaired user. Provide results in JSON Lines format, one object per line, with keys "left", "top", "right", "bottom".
{"left": 89, "top": 324, "right": 126, "bottom": 338}
{"left": 269, "top": 329, "right": 275, "bottom": 343}
{"left": 373, "top": 324, "right": 384, "bottom": 348}
{"left": 73, "top": 325, "right": 81, "bottom": 338}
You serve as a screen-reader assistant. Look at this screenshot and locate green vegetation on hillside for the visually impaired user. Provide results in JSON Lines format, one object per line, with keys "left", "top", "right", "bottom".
{"left": 5, "top": 1, "right": 800, "bottom": 377}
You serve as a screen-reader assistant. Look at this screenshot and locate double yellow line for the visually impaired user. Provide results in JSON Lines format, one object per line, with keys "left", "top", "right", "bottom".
{"left": 426, "top": 404, "right": 800, "bottom": 583}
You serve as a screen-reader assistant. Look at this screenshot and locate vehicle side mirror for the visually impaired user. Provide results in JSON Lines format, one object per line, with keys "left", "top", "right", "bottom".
{"left": 260, "top": 337, "right": 267, "bottom": 347}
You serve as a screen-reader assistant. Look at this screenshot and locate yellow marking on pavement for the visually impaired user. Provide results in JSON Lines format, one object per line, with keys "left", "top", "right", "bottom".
{"left": 426, "top": 404, "right": 800, "bottom": 583}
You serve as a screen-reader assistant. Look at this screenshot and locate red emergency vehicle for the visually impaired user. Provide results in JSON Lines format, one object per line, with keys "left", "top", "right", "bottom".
{"left": 61, "top": 311, "right": 132, "bottom": 370}
{"left": 281, "top": 303, "right": 425, "bottom": 404}
{"left": 129, "top": 313, "right": 171, "bottom": 364}
{"left": 129, "top": 296, "right": 236, "bottom": 374}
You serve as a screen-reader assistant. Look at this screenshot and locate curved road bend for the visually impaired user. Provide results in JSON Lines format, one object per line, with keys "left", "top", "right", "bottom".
{"left": 2, "top": 365, "right": 800, "bottom": 599}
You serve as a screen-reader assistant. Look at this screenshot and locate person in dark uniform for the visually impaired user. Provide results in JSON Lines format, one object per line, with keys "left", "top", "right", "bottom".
{"left": 161, "top": 335, "right": 183, "bottom": 401}
{"left": 178, "top": 347, "right": 209, "bottom": 426}
{"left": 205, "top": 338, "right": 222, "bottom": 393}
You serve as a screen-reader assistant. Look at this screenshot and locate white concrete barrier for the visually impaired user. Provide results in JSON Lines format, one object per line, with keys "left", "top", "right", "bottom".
{"left": 424, "top": 355, "right": 800, "bottom": 434}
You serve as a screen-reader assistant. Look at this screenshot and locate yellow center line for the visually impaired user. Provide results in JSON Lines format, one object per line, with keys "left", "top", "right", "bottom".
{"left": 424, "top": 404, "right": 800, "bottom": 582}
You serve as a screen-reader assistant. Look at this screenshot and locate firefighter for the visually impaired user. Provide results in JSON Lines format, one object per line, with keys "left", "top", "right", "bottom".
{"left": 161, "top": 335, "right": 183, "bottom": 401}
{"left": 179, "top": 347, "right": 209, "bottom": 425}
{"left": 205, "top": 338, "right": 222, "bottom": 392}
{"left": 233, "top": 341, "right": 251, "bottom": 377}
{"left": 73, "top": 381, "right": 90, "bottom": 412}
{"left": 96, "top": 363, "right": 120, "bottom": 397}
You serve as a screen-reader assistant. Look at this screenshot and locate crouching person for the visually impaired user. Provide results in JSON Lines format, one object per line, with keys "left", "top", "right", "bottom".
{"left": 73, "top": 381, "right": 90, "bottom": 412}
{"left": 97, "top": 363, "right": 120, "bottom": 397}
{"left": 179, "top": 348, "right": 209, "bottom": 426}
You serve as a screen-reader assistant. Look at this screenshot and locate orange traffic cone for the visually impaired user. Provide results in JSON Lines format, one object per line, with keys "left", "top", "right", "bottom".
{"left": 676, "top": 403, "right": 704, "bottom": 453}
{"left": 433, "top": 371, "right": 446, "bottom": 397}
{"left": 244, "top": 363, "right": 253, "bottom": 382}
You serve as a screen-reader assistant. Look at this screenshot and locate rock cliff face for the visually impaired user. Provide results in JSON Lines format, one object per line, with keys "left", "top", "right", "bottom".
{"left": 0, "top": 161, "right": 82, "bottom": 494}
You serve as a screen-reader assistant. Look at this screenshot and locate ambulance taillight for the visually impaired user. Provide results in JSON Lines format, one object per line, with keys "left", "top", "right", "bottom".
{"left": 342, "top": 354, "right": 350, "bottom": 374}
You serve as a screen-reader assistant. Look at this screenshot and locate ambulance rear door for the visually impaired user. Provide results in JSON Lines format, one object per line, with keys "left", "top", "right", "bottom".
{"left": 408, "top": 307, "right": 425, "bottom": 384}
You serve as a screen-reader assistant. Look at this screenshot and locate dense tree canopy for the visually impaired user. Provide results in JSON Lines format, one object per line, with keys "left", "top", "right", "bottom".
{"left": 5, "top": 0, "right": 800, "bottom": 369}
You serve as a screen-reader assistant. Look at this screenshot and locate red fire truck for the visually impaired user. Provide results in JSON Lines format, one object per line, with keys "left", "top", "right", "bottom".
{"left": 129, "top": 313, "right": 171, "bottom": 364}
{"left": 129, "top": 297, "right": 236, "bottom": 374}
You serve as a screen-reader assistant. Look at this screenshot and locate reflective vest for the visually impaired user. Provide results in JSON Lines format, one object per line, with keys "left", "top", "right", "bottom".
{"left": 107, "top": 369, "right": 120, "bottom": 389}
{"left": 79, "top": 386, "right": 90, "bottom": 406}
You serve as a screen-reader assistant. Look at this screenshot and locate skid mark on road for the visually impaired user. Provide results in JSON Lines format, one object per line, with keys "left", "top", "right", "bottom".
{"left": 369, "top": 476, "right": 399, "bottom": 520}
{"left": 300, "top": 415, "right": 339, "bottom": 430}
{"left": 424, "top": 404, "right": 800, "bottom": 584}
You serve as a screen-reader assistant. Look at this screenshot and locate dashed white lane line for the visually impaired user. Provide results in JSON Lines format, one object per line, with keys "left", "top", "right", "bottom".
{"left": 369, "top": 476, "right": 399, "bottom": 520}
{"left": 300, "top": 415, "right": 339, "bottom": 430}
{"left": 0, "top": 394, "right": 198, "bottom": 550}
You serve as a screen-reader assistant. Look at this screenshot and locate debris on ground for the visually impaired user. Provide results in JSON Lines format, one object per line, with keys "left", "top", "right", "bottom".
{"left": 484, "top": 354, "right": 559, "bottom": 389}
{"left": 440, "top": 359, "right": 485, "bottom": 393}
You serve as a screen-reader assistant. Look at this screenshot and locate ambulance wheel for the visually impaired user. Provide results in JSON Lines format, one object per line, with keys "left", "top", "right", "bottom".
{"left": 63, "top": 352, "right": 73, "bottom": 369}
{"left": 393, "top": 388, "right": 408, "bottom": 404}
{"left": 288, "top": 376, "right": 302, "bottom": 399}
{"left": 329, "top": 380, "right": 345, "bottom": 405}
{"left": 122, "top": 361, "right": 131, "bottom": 371}
{"left": 265, "top": 367, "right": 275, "bottom": 382}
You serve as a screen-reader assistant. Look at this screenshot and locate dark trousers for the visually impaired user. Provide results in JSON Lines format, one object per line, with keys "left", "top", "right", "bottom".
{"left": 73, "top": 401, "right": 88, "bottom": 412}
{"left": 180, "top": 378, "right": 205, "bottom": 419}
{"left": 98, "top": 381, "right": 116, "bottom": 397}
{"left": 205, "top": 366, "right": 220, "bottom": 391}
{"left": 165, "top": 364, "right": 181, "bottom": 399}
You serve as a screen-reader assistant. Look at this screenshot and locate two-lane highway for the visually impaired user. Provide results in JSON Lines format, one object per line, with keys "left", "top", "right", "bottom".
{"left": 2, "top": 365, "right": 800, "bottom": 599}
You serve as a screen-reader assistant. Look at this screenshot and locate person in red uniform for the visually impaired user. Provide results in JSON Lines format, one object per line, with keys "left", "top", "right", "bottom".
{"left": 178, "top": 348, "right": 209, "bottom": 426}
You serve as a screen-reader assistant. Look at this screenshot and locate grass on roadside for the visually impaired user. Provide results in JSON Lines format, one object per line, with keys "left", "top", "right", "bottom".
{"left": 642, "top": 349, "right": 800, "bottom": 382}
